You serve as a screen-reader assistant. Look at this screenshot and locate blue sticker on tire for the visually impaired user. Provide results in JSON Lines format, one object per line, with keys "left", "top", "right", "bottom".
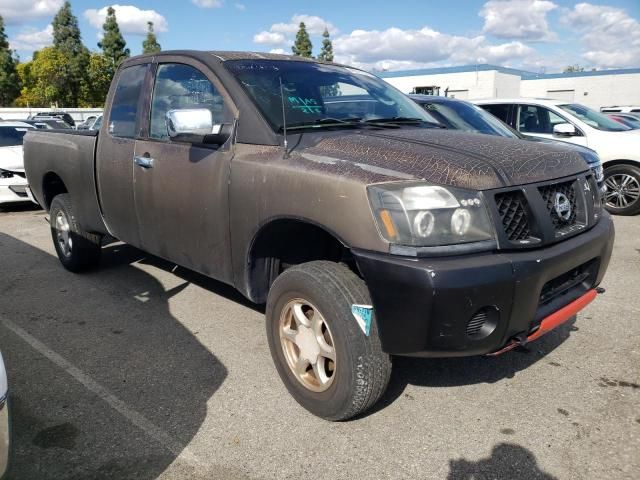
{"left": 351, "top": 305, "right": 373, "bottom": 336}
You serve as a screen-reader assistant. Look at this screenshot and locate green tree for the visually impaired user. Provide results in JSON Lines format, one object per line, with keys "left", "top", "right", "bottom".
{"left": 79, "top": 53, "right": 113, "bottom": 107}
{"left": 142, "top": 21, "right": 161, "bottom": 54}
{"left": 0, "top": 15, "right": 21, "bottom": 106}
{"left": 98, "top": 6, "right": 130, "bottom": 68}
{"left": 15, "top": 47, "right": 68, "bottom": 107}
{"left": 317, "top": 28, "right": 334, "bottom": 62}
{"left": 292, "top": 22, "right": 313, "bottom": 58}
{"left": 52, "top": 1, "right": 90, "bottom": 106}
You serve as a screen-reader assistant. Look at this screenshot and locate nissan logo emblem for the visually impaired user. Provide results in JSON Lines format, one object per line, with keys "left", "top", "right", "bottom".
{"left": 554, "top": 192, "right": 572, "bottom": 221}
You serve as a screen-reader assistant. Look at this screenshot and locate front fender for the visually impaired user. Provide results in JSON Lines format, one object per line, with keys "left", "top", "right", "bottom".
{"left": 229, "top": 144, "right": 389, "bottom": 295}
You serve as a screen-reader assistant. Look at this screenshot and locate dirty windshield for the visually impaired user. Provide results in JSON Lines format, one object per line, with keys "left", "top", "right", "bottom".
{"left": 224, "top": 60, "right": 439, "bottom": 131}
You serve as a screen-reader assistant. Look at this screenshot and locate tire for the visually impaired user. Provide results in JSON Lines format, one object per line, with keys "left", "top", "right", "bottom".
{"left": 49, "top": 194, "right": 101, "bottom": 272}
{"left": 266, "top": 261, "right": 392, "bottom": 421}
{"left": 603, "top": 164, "right": 640, "bottom": 216}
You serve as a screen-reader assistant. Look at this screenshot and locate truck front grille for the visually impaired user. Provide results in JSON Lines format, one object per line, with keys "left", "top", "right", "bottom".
{"left": 495, "top": 191, "right": 531, "bottom": 241}
{"left": 539, "top": 259, "right": 595, "bottom": 305}
{"left": 539, "top": 180, "right": 578, "bottom": 232}
{"left": 489, "top": 173, "right": 596, "bottom": 249}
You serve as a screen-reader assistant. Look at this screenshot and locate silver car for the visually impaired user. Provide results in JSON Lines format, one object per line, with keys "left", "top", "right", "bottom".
{"left": 0, "top": 351, "right": 8, "bottom": 478}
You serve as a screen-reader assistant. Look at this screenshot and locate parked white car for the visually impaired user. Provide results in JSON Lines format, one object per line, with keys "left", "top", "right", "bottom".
{"left": 0, "top": 121, "right": 36, "bottom": 206}
{"left": 0, "top": 350, "right": 9, "bottom": 478}
{"left": 475, "top": 98, "right": 640, "bottom": 215}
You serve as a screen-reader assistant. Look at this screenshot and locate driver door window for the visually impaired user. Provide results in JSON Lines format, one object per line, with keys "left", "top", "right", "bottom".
{"left": 518, "top": 105, "right": 566, "bottom": 134}
{"left": 150, "top": 63, "right": 229, "bottom": 140}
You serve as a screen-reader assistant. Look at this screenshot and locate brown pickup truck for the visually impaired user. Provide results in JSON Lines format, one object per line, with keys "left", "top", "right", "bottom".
{"left": 23, "top": 51, "right": 614, "bottom": 420}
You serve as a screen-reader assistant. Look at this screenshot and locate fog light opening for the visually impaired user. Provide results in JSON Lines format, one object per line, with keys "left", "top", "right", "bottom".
{"left": 466, "top": 306, "right": 499, "bottom": 340}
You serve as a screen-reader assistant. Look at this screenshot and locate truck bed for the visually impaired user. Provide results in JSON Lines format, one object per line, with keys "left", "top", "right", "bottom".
{"left": 23, "top": 129, "right": 107, "bottom": 235}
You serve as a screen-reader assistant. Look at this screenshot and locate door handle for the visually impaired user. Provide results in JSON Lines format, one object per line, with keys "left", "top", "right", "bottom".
{"left": 134, "top": 155, "right": 154, "bottom": 168}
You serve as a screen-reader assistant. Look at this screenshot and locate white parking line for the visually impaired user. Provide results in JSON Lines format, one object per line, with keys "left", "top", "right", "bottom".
{"left": 0, "top": 316, "right": 203, "bottom": 467}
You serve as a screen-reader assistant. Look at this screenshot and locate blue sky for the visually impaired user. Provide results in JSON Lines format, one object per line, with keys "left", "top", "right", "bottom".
{"left": 2, "top": 0, "right": 639, "bottom": 72}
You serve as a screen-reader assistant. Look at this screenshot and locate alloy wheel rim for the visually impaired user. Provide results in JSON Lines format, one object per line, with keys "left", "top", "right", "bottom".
{"left": 605, "top": 173, "right": 640, "bottom": 209}
{"left": 279, "top": 299, "right": 336, "bottom": 392}
{"left": 55, "top": 210, "right": 72, "bottom": 257}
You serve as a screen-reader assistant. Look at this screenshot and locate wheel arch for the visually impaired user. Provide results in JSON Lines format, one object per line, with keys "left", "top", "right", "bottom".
{"left": 603, "top": 159, "right": 640, "bottom": 170}
{"left": 244, "top": 217, "right": 354, "bottom": 304}
{"left": 41, "top": 172, "right": 68, "bottom": 211}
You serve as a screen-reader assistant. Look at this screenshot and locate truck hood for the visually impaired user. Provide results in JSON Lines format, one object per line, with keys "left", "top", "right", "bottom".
{"left": 0, "top": 145, "right": 25, "bottom": 173}
{"left": 296, "top": 128, "right": 589, "bottom": 190}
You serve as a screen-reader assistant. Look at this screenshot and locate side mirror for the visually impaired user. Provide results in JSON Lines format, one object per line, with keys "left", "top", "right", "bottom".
{"left": 166, "top": 109, "right": 231, "bottom": 145}
{"left": 553, "top": 123, "right": 578, "bottom": 137}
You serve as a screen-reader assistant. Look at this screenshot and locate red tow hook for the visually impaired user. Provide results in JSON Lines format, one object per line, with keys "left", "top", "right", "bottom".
{"left": 487, "top": 288, "right": 600, "bottom": 356}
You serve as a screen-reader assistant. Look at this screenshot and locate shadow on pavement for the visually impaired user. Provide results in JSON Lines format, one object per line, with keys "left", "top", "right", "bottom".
{"left": 0, "top": 233, "right": 228, "bottom": 479}
{"left": 447, "top": 443, "right": 557, "bottom": 479}
{"left": 131, "top": 248, "right": 263, "bottom": 313}
{"left": 0, "top": 202, "right": 41, "bottom": 214}
{"left": 101, "top": 243, "right": 577, "bottom": 425}
{"left": 366, "top": 316, "right": 578, "bottom": 417}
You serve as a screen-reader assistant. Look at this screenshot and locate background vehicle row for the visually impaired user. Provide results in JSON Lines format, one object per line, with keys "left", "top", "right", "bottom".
{"left": 475, "top": 98, "right": 640, "bottom": 215}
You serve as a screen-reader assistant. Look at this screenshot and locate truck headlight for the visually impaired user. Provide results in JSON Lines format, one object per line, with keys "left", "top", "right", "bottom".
{"left": 593, "top": 164, "right": 604, "bottom": 183}
{"left": 368, "top": 183, "right": 495, "bottom": 246}
{"left": 578, "top": 150, "right": 604, "bottom": 183}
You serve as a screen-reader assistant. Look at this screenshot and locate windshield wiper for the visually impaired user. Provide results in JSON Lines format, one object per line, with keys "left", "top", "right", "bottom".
{"left": 281, "top": 117, "right": 363, "bottom": 131}
{"left": 279, "top": 116, "right": 446, "bottom": 132}
{"left": 362, "top": 117, "right": 447, "bottom": 128}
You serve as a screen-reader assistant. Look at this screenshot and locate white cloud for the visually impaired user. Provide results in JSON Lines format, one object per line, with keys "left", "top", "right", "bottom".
{"left": 253, "top": 14, "right": 337, "bottom": 47}
{"left": 252, "top": 12, "right": 558, "bottom": 72}
{"left": 563, "top": 2, "right": 640, "bottom": 68}
{"left": 84, "top": 5, "right": 168, "bottom": 35}
{"left": 253, "top": 31, "right": 287, "bottom": 46}
{"left": 191, "top": 0, "right": 223, "bottom": 8}
{"left": 9, "top": 24, "right": 53, "bottom": 51}
{"left": 331, "top": 26, "right": 536, "bottom": 71}
{"left": 480, "top": 0, "right": 557, "bottom": 41}
{"left": 234, "top": 3, "right": 246, "bottom": 11}
{"left": 269, "top": 48, "right": 288, "bottom": 55}
{"left": 0, "top": 0, "right": 62, "bottom": 25}
{"left": 476, "top": 41, "right": 535, "bottom": 63}
{"left": 271, "top": 14, "right": 337, "bottom": 35}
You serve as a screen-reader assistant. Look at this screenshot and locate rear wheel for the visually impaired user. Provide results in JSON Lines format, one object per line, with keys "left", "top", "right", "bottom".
{"left": 49, "top": 194, "right": 101, "bottom": 272}
{"left": 266, "top": 261, "right": 391, "bottom": 421}
{"left": 603, "top": 164, "right": 640, "bottom": 216}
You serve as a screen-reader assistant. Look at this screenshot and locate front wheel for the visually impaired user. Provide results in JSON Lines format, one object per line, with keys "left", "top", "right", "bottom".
{"left": 266, "top": 261, "right": 392, "bottom": 421}
{"left": 603, "top": 164, "right": 640, "bottom": 216}
{"left": 49, "top": 194, "right": 102, "bottom": 272}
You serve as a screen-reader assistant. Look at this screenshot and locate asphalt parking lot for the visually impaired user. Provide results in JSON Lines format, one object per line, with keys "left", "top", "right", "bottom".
{"left": 0, "top": 203, "right": 638, "bottom": 480}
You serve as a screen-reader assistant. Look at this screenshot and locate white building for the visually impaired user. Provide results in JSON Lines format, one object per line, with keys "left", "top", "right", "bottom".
{"left": 379, "top": 64, "right": 640, "bottom": 110}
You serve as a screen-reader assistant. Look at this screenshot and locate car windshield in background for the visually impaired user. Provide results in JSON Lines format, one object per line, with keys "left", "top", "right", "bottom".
{"left": 0, "top": 126, "right": 32, "bottom": 147}
{"left": 558, "top": 104, "right": 631, "bottom": 132}
{"left": 610, "top": 115, "right": 640, "bottom": 129}
{"left": 224, "top": 60, "right": 439, "bottom": 131}
{"left": 416, "top": 99, "right": 518, "bottom": 138}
